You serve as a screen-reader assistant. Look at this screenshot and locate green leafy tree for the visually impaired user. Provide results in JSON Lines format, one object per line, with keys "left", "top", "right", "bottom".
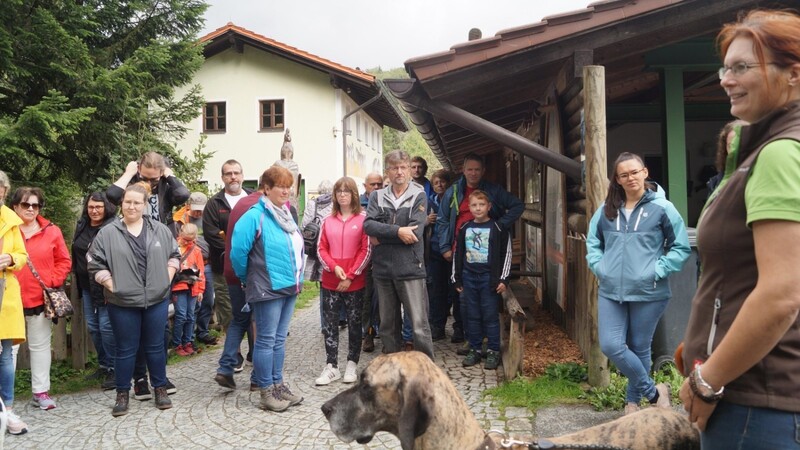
{"left": 0, "top": 0, "right": 208, "bottom": 199}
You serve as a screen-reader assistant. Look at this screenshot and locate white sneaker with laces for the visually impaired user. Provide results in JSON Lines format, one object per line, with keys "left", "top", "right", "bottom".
{"left": 6, "top": 409, "right": 28, "bottom": 435}
{"left": 32, "top": 392, "right": 56, "bottom": 410}
{"left": 343, "top": 360, "right": 358, "bottom": 383}
{"left": 315, "top": 363, "right": 341, "bottom": 386}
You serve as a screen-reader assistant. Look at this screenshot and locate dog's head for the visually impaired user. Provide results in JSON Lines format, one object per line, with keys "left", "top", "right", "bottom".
{"left": 321, "top": 352, "right": 434, "bottom": 450}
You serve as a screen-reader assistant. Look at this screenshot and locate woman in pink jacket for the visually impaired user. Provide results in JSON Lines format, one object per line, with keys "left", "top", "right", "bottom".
{"left": 314, "top": 177, "right": 371, "bottom": 386}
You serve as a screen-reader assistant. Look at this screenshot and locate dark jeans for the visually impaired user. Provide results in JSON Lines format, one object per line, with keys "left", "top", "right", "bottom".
{"left": 195, "top": 265, "right": 215, "bottom": 340}
{"left": 361, "top": 264, "right": 380, "bottom": 333}
{"left": 171, "top": 290, "right": 196, "bottom": 347}
{"left": 81, "top": 288, "right": 116, "bottom": 370}
{"left": 133, "top": 297, "right": 170, "bottom": 382}
{"left": 461, "top": 271, "right": 501, "bottom": 352}
{"left": 217, "top": 284, "right": 253, "bottom": 379}
{"left": 108, "top": 300, "right": 168, "bottom": 391}
{"left": 321, "top": 288, "right": 363, "bottom": 366}
{"left": 427, "top": 254, "right": 455, "bottom": 332}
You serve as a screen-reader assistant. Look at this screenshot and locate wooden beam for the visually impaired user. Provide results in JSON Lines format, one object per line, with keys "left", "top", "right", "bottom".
{"left": 583, "top": 65, "right": 610, "bottom": 388}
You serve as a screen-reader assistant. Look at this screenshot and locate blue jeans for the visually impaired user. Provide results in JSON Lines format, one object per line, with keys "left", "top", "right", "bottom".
{"left": 171, "top": 290, "right": 197, "bottom": 347}
{"left": 461, "top": 271, "right": 501, "bottom": 352}
{"left": 401, "top": 309, "right": 412, "bottom": 343}
{"left": 195, "top": 265, "right": 215, "bottom": 340}
{"left": 251, "top": 295, "right": 296, "bottom": 388}
{"left": 108, "top": 300, "right": 169, "bottom": 391}
{"left": 598, "top": 296, "right": 668, "bottom": 404}
{"left": 82, "top": 288, "right": 116, "bottom": 370}
{"left": 703, "top": 401, "right": 800, "bottom": 449}
{"left": 217, "top": 284, "right": 253, "bottom": 382}
{"left": 0, "top": 339, "right": 14, "bottom": 407}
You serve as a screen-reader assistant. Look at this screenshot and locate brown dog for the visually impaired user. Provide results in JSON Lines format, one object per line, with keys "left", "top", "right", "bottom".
{"left": 321, "top": 351, "right": 699, "bottom": 450}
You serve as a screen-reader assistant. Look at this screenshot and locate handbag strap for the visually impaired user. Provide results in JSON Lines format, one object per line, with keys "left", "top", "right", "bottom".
{"left": 25, "top": 258, "right": 50, "bottom": 291}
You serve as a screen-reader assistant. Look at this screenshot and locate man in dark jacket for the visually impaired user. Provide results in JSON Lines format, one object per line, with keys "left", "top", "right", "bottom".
{"left": 202, "top": 160, "right": 252, "bottom": 340}
{"left": 364, "top": 151, "right": 434, "bottom": 359}
{"left": 436, "top": 152, "right": 523, "bottom": 344}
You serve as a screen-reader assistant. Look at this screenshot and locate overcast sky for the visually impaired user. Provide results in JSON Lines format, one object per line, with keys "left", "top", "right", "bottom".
{"left": 201, "top": 0, "right": 592, "bottom": 70}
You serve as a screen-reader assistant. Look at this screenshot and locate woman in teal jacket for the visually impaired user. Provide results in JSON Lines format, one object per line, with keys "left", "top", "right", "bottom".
{"left": 586, "top": 152, "right": 690, "bottom": 415}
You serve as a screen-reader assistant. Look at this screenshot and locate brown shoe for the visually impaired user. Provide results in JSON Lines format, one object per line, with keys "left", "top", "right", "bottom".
{"left": 112, "top": 391, "right": 129, "bottom": 417}
{"left": 260, "top": 385, "right": 290, "bottom": 412}
{"left": 362, "top": 328, "right": 375, "bottom": 353}
{"left": 402, "top": 341, "right": 414, "bottom": 352}
{"left": 154, "top": 386, "right": 172, "bottom": 410}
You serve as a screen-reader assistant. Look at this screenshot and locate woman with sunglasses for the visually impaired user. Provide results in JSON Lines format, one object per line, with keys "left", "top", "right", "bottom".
{"left": 11, "top": 187, "right": 72, "bottom": 411}
{"left": 679, "top": 10, "right": 800, "bottom": 449}
{"left": 586, "top": 152, "right": 690, "bottom": 415}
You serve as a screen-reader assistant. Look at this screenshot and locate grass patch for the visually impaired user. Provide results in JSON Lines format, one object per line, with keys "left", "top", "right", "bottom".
{"left": 296, "top": 281, "right": 320, "bottom": 310}
{"left": 586, "top": 362, "right": 685, "bottom": 411}
{"left": 484, "top": 363, "right": 587, "bottom": 411}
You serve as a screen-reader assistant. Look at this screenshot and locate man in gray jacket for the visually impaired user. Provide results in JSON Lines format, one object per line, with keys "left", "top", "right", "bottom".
{"left": 364, "top": 150, "right": 434, "bottom": 359}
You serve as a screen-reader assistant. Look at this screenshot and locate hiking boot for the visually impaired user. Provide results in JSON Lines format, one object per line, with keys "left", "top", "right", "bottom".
{"left": 451, "top": 328, "right": 465, "bottom": 343}
{"left": 624, "top": 402, "right": 641, "bottom": 415}
{"left": 154, "top": 386, "right": 172, "bottom": 410}
{"left": 456, "top": 341, "right": 471, "bottom": 356}
{"left": 111, "top": 391, "right": 129, "bottom": 417}
{"left": 362, "top": 332, "right": 375, "bottom": 353}
{"left": 431, "top": 328, "right": 446, "bottom": 341}
{"left": 343, "top": 360, "right": 358, "bottom": 383}
{"left": 260, "top": 385, "right": 290, "bottom": 412}
{"left": 462, "top": 349, "right": 481, "bottom": 367}
{"left": 101, "top": 369, "right": 116, "bottom": 391}
{"left": 133, "top": 378, "right": 152, "bottom": 401}
{"left": 276, "top": 382, "right": 303, "bottom": 406}
{"left": 183, "top": 342, "right": 196, "bottom": 355}
{"left": 32, "top": 392, "right": 57, "bottom": 410}
{"left": 165, "top": 379, "right": 177, "bottom": 395}
{"left": 315, "top": 363, "right": 341, "bottom": 386}
{"left": 6, "top": 409, "right": 28, "bottom": 435}
{"left": 484, "top": 350, "right": 500, "bottom": 370}
{"left": 233, "top": 353, "right": 245, "bottom": 373}
{"left": 214, "top": 373, "right": 236, "bottom": 390}
{"left": 198, "top": 334, "right": 218, "bottom": 345}
{"left": 653, "top": 383, "right": 672, "bottom": 409}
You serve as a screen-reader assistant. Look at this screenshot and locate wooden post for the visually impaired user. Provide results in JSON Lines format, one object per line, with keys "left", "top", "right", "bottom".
{"left": 583, "top": 65, "right": 610, "bottom": 388}
{"left": 70, "top": 278, "right": 89, "bottom": 369}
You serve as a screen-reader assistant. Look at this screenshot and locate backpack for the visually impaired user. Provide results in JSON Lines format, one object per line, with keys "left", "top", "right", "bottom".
{"left": 302, "top": 200, "right": 321, "bottom": 256}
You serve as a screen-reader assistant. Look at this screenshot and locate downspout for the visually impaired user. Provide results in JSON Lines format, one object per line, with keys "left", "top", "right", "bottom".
{"left": 385, "top": 79, "right": 582, "bottom": 179}
{"left": 342, "top": 92, "right": 383, "bottom": 177}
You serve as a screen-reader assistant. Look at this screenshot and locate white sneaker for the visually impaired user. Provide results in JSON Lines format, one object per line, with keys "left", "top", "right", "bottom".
{"left": 6, "top": 409, "right": 28, "bottom": 435}
{"left": 315, "top": 363, "right": 341, "bottom": 385}
{"left": 343, "top": 361, "right": 358, "bottom": 383}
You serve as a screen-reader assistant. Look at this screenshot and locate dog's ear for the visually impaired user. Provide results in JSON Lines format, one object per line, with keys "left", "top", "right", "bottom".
{"left": 397, "top": 378, "right": 431, "bottom": 450}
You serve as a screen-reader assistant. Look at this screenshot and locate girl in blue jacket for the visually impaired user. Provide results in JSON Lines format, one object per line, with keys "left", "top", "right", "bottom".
{"left": 586, "top": 152, "right": 690, "bottom": 415}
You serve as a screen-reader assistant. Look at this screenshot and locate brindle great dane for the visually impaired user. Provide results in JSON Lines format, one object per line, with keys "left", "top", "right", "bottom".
{"left": 322, "top": 352, "right": 699, "bottom": 450}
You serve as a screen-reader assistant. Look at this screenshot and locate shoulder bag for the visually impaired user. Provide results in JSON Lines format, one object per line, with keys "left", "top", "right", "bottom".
{"left": 26, "top": 259, "right": 73, "bottom": 319}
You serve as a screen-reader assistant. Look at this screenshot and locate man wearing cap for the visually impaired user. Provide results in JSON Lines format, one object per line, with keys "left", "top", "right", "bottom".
{"left": 203, "top": 160, "right": 253, "bottom": 360}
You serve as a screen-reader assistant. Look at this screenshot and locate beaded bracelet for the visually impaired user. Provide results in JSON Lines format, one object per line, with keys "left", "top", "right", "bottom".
{"left": 689, "top": 365, "right": 725, "bottom": 403}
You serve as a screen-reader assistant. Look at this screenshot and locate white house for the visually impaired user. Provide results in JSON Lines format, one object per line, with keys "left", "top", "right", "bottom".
{"left": 173, "top": 23, "right": 407, "bottom": 199}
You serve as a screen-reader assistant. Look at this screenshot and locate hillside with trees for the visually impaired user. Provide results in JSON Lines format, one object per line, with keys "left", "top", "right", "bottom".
{"left": 368, "top": 67, "right": 442, "bottom": 172}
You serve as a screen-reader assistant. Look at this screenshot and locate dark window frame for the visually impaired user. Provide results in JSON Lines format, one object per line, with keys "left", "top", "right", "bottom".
{"left": 203, "top": 102, "right": 226, "bottom": 133}
{"left": 259, "top": 99, "right": 285, "bottom": 131}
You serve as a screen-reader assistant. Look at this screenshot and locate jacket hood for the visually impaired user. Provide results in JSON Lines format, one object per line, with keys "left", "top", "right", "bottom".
{"left": 315, "top": 193, "right": 333, "bottom": 207}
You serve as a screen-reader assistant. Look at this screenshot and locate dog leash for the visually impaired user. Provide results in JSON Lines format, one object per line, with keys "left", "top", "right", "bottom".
{"left": 486, "top": 430, "right": 631, "bottom": 450}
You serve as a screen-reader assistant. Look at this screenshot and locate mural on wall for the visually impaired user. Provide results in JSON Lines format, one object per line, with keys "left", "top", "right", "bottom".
{"left": 345, "top": 139, "right": 381, "bottom": 178}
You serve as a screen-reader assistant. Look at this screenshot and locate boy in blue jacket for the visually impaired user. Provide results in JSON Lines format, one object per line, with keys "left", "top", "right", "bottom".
{"left": 452, "top": 190, "right": 512, "bottom": 370}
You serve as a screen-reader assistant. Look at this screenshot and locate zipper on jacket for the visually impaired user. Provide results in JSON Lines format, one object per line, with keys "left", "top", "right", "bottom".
{"left": 707, "top": 296, "right": 721, "bottom": 355}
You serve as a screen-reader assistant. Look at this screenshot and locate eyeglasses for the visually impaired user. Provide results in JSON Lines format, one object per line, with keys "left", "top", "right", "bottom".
{"left": 335, "top": 190, "right": 351, "bottom": 195}
{"left": 87, "top": 205, "right": 104, "bottom": 211}
{"left": 19, "top": 202, "right": 41, "bottom": 210}
{"left": 367, "top": 182, "right": 382, "bottom": 187}
{"left": 616, "top": 168, "right": 645, "bottom": 181}
{"left": 718, "top": 61, "right": 776, "bottom": 80}
{"left": 222, "top": 171, "right": 242, "bottom": 177}
{"left": 122, "top": 200, "right": 145, "bottom": 208}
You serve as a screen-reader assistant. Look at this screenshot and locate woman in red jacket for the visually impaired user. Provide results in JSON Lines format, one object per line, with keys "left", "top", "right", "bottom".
{"left": 12, "top": 187, "right": 71, "bottom": 410}
{"left": 315, "top": 177, "right": 371, "bottom": 386}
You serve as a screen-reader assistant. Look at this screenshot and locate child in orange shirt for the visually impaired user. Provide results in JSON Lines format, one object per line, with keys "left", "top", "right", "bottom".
{"left": 171, "top": 223, "right": 205, "bottom": 356}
